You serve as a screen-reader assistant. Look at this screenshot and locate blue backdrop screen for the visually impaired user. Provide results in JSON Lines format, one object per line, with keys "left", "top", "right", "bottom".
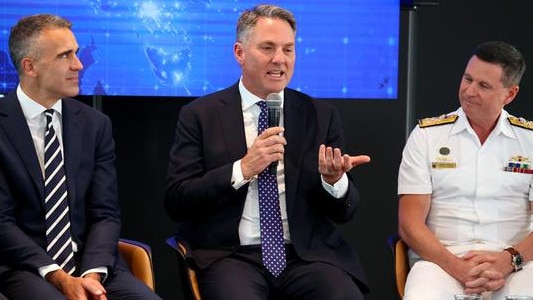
{"left": 0, "top": 0, "right": 399, "bottom": 99}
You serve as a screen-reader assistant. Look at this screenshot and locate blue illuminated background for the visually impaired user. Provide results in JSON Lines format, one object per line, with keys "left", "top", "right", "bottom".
{"left": 0, "top": 0, "right": 399, "bottom": 99}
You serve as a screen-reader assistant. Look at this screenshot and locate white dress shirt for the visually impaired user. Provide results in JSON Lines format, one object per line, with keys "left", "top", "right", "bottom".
{"left": 234, "top": 79, "right": 349, "bottom": 246}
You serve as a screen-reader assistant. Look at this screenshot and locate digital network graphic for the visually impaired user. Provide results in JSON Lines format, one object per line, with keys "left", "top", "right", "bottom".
{"left": 0, "top": 0, "right": 399, "bottom": 99}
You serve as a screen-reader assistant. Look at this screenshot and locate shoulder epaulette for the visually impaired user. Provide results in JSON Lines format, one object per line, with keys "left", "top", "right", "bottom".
{"left": 418, "top": 114, "right": 458, "bottom": 128}
{"left": 508, "top": 115, "right": 533, "bottom": 131}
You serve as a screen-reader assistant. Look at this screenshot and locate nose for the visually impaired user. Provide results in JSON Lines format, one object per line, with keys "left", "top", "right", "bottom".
{"left": 465, "top": 83, "right": 478, "bottom": 95}
{"left": 71, "top": 55, "right": 84, "bottom": 70}
{"left": 272, "top": 48, "right": 286, "bottom": 64}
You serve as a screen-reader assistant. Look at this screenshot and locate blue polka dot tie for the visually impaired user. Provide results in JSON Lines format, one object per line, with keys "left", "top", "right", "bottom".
{"left": 44, "top": 109, "right": 76, "bottom": 275}
{"left": 256, "top": 101, "right": 286, "bottom": 277}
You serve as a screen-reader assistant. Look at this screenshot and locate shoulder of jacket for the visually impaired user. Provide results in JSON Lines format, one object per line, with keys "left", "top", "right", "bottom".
{"left": 508, "top": 115, "right": 533, "bottom": 131}
{"left": 418, "top": 114, "right": 458, "bottom": 128}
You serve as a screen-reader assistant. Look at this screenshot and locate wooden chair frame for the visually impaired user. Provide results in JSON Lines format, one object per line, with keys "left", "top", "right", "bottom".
{"left": 118, "top": 238, "right": 155, "bottom": 291}
{"left": 166, "top": 236, "right": 202, "bottom": 300}
{"left": 387, "top": 234, "right": 410, "bottom": 298}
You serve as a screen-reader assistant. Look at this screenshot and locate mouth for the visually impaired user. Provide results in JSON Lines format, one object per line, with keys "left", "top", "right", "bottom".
{"left": 267, "top": 70, "right": 285, "bottom": 78}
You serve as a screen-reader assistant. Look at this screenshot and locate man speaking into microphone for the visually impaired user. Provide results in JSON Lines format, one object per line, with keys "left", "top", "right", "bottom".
{"left": 165, "top": 4, "right": 371, "bottom": 300}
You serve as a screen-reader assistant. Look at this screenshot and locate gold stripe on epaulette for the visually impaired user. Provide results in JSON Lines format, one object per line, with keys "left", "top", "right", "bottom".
{"left": 418, "top": 114, "right": 458, "bottom": 128}
{"left": 508, "top": 116, "right": 533, "bottom": 131}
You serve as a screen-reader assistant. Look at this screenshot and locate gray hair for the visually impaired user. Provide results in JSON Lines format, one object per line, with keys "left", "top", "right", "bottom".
{"left": 236, "top": 4, "right": 296, "bottom": 45}
{"left": 9, "top": 14, "right": 72, "bottom": 74}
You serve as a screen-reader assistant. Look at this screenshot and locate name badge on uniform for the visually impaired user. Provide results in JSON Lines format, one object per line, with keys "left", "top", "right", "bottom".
{"left": 431, "top": 146, "right": 457, "bottom": 169}
{"left": 503, "top": 155, "right": 533, "bottom": 174}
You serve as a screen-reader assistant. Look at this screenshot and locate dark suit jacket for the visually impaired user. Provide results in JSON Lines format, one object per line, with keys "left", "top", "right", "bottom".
{"left": 165, "top": 83, "right": 369, "bottom": 291}
{"left": 0, "top": 91, "right": 121, "bottom": 276}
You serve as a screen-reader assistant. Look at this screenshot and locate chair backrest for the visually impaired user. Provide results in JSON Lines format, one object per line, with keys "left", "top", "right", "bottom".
{"left": 387, "top": 234, "right": 410, "bottom": 298}
{"left": 118, "top": 238, "right": 155, "bottom": 291}
{"left": 166, "top": 236, "right": 202, "bottom": 300}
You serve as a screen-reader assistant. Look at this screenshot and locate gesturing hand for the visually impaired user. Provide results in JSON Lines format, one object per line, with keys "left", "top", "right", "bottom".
{"left": 318, "top": 144, "right": 371, "bottom": 185}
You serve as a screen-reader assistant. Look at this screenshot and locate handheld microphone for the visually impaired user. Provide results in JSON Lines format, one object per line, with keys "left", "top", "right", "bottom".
{"left": 265, "top": 93, "right": 282, "bottom": 175}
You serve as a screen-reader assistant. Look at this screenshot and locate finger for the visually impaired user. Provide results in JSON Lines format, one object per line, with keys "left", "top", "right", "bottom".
{"left": 464, "top": 276, "right": 488, "bottom": 288}
{"left": 464, "top": 287, "right": 485, "bottom": 295}
{"left": 484, "top": 277, "right": 505, "bottom": 291}
{"left": 318, "top": 145, "right": 326, "bottom": 167}
{"left": 332, "top": 148, "right": 343, "bottom": 170}
{"left": 466, "top": 261, "right": 492, "bottom": 278}
{"left": 342, "top": 154, "right": 353, "bottom": 171}
{"left": 259, "top": 127, "right": 284, "bottom": 139}
{"left": 324, "top": 147, "right": 334, "bottom": 169}
{"left": 258, "top": 135, "right": 286, "bottom": 149}
{"left": 90, "top": 294, "right": 108, "bottom": 300}
{"left": 81, "top": 279, "right": 106, "bottom": 297}
{"left": 351, "top": 155, "right": 371, "bottom": 166}
{"left": 463, "top": 251, "right": 497, "bottom": 264}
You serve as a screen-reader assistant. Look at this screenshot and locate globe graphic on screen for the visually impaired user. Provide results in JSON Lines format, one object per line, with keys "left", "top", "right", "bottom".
{"left": 82, "top": 0, "right": 209, "bottom": 95}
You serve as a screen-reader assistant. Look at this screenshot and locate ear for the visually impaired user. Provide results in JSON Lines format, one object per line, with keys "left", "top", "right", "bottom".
{"left": 20, "top": 57, "right": 38, "bottom": 78}
{"left": 504, "top": 85, "right": 519, "bottom": 105}
{"left": 234, "top": 42, "right": 245, "bottom": 65}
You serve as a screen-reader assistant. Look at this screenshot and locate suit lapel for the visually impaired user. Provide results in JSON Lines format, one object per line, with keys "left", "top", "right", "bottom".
{"left": 218, "top": 85, "right": 248, "bottom": 160}
{"left": 61, "top": 100, "right": 82, "bottom": 206}
{"left": 282, "top": 90, "right": 307, "bottom": 214}
{"left": 0, "top": 93, "right": 45, "bottom": 198}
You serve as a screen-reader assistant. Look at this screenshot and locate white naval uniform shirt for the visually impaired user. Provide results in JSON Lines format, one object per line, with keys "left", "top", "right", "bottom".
{"left": 398, "top": 107, "right": 533, "bottom": 262}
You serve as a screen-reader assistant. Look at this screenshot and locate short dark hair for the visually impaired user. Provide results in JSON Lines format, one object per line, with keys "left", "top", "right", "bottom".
{"left": 471, "top": 41, "right": 526, "bottom": 87}
{"left": 9, "top": 14, "right": 72, "bottom": 74}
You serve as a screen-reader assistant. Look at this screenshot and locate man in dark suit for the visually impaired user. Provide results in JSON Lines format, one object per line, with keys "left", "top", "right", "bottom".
{"left": 165, "top": 4, "right": 370, "bottom": 300}
{"left": 0, "top": 14, "right": 161, "bottom": 299}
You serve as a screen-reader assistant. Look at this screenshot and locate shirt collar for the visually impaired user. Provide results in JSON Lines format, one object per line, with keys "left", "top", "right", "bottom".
{"left": 17, "top": 85, "right": 63, "bottom": 122}
{"left": 451, "top": 107, "right": 515, "bottom": 139}
{"left": 498, "top": 109, "right": 517, "bottom": 139}
{"left": 238, "top": 78, "right": 284, "bottom": 111}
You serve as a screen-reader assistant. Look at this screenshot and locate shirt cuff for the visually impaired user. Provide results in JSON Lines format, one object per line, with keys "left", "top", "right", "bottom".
{"left": 39, "top": 264, "right": 61, "bottom": 278}
{"left": 321, "top": 173, "right": 349, "bottom": 198}
{"left": 82, "top": 267, "right": 109, "bottom": 283}
{"left": 232, "top": 160, "right": 251, "bottom": 189}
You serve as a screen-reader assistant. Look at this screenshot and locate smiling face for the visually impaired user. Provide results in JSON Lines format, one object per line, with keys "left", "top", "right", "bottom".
{"left": 20, "top": 27, "right": 83, "bottom": 106}
{"left": 234, "top": 17, "right": 295, "bottom": 99}
{"left": 458, "top": 55, "right": 518, "bottom": 126}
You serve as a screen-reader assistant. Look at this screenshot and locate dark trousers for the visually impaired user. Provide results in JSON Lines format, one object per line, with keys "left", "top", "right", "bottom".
{"left": 196, "top": 245, "right": 365, "bottom": 300}
{"left": 0, "top": 266, "right": 161, "bottom": 300}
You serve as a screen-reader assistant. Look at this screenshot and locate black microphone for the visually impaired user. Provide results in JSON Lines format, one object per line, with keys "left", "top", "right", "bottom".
{"left": 266, "top": 93, "right": 282, "bottom": 175}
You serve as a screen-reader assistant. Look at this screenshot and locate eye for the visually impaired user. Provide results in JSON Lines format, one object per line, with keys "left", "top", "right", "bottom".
{"left": 59, "top": 50, "right": 77, "bottom": 60}
{"left": 463, "top": 75, "right": 472, "bottom": 83}
{"left": 479, "top": 83, "right": 491, "bottom": 90}
{"left": 284, "top": 47, "right": 294, "bottom": 54}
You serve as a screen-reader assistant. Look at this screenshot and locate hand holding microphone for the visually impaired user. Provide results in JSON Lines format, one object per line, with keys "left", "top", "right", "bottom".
{"left": 240, "top": 93, "right": 285, "bottom": 180}
{"left": 265, "top": 93, "right": 283, "bottom": 175}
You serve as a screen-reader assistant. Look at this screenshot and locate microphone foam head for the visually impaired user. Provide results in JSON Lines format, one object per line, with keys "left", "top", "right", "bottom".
{"left": 266, "top": 93, "right": 282, "bottom": 109}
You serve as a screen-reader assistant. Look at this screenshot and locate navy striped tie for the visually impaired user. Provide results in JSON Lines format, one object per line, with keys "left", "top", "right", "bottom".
{"left": 256, "top": 101, "right": 286, "bottom": 277}
{"left": 44, "top": 109, "right": 76, "bottom": 275}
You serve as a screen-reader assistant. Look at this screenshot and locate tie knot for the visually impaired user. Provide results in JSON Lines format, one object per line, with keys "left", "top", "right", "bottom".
{"left": 257, "top": 100, "right": 267, "bottom": 111}
{"left": 44, "top": 109, "right": 54, "bottom": 125}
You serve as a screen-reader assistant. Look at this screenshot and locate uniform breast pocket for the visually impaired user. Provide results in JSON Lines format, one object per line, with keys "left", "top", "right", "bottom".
{"left": 430, "top": 167, "right": 469, "bottom": 197}
{"left": 498, "top": 170, "right": 532, "bottom": 198}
